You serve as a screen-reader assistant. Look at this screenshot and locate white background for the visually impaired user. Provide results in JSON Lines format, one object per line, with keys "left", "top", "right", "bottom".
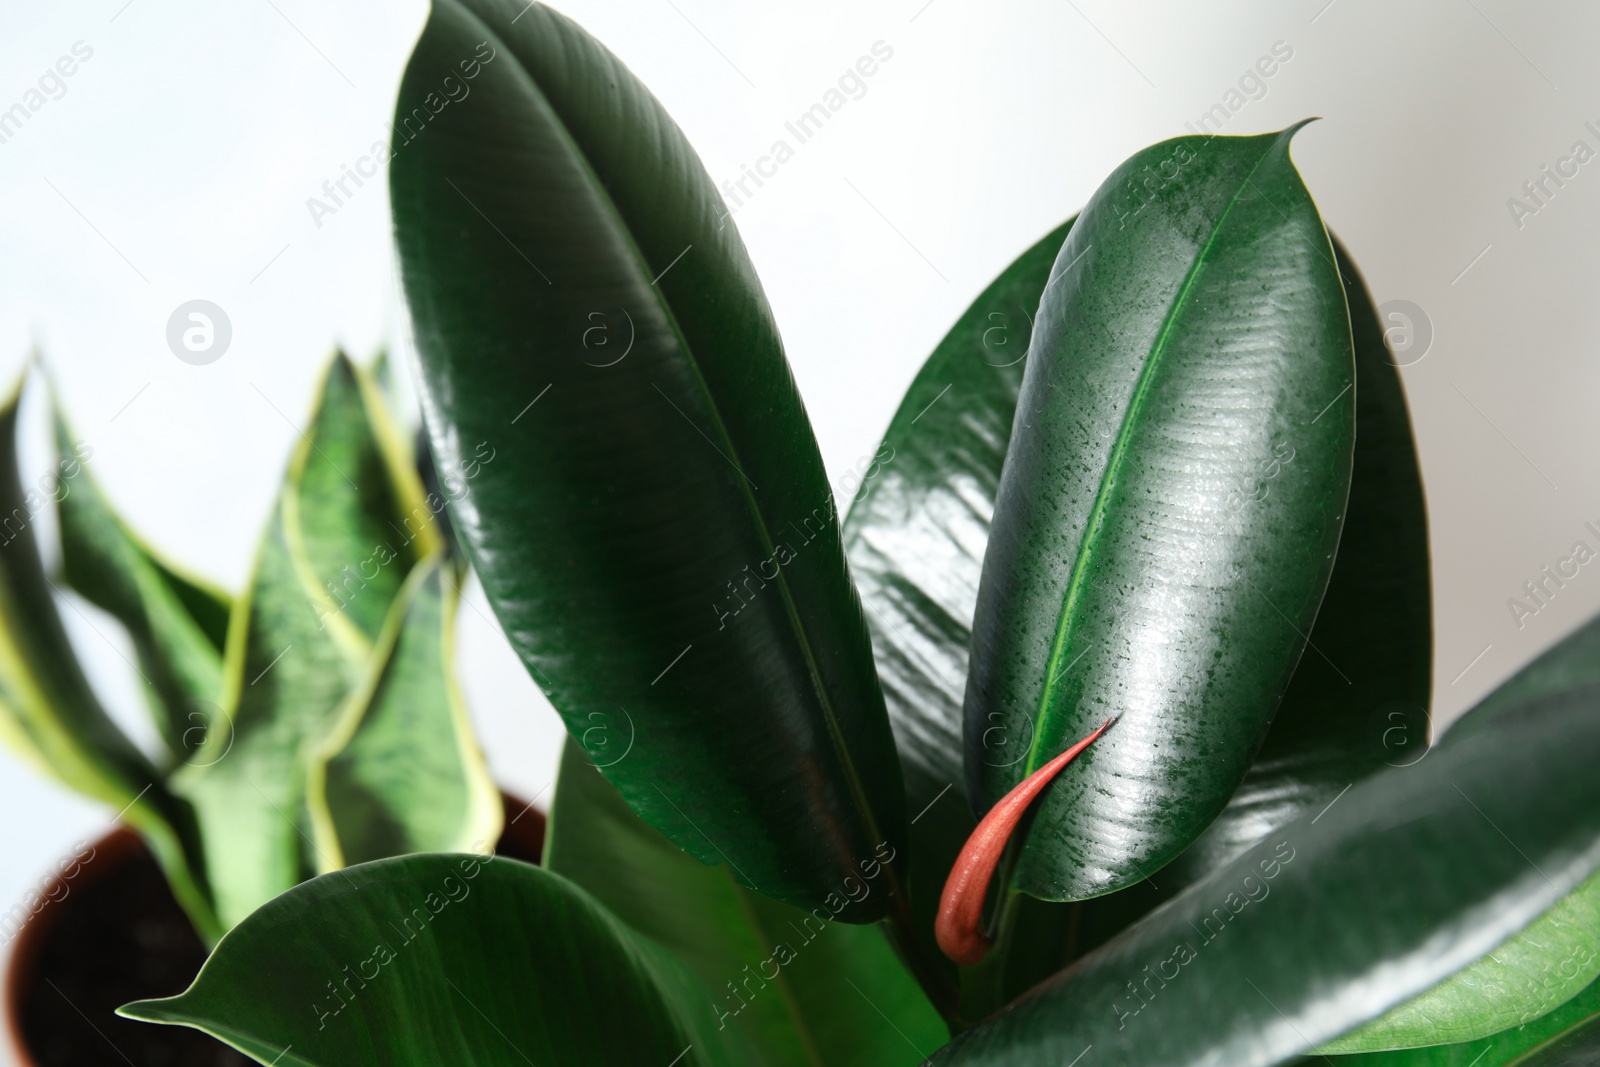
{"left": 2, "top": 1, "right": 1598, "bottom": 1051}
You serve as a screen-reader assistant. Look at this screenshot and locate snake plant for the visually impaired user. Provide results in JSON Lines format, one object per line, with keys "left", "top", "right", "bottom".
{"left": 0, "top": 356, "right": 501, "bottom": 943}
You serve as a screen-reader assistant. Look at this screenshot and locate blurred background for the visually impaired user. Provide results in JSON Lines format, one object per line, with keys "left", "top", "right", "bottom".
{"left": 1, "top": 0, "right": 1596, "bottom": 1023}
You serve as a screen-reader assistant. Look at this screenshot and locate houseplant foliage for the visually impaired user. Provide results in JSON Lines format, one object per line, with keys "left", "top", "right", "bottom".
{"left": 0, "top": 354, "right": 500, "bottom": 944}
{"left": 389, "top": 0, "right": 910, "bottom": 932}
{"left": 120, "top": 1, "right": 1600, "bottom": 1064}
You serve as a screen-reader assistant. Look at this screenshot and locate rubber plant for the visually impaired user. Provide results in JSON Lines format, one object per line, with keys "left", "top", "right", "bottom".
{"left": 118, "top": 2, "right": 1600, "bottom": 1065}
{"left": 0, "top": 354, "right": 501, "bottom": 945}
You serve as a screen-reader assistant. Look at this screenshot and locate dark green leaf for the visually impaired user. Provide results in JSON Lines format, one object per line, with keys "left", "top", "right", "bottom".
{"left": 967, "top": 127, "right": 1356, "bottom": 900}
{"left": 1299, "top": 613, "right": 1600, "bottom": 1056}
{"left": 0, "top": 377, "right": 220, "bottom": 940}
{"left": 391, "top": 0, "right": 905, "bottom": 918}
{"left": 842, "top": 225, "right": 1431, "bottom": 1018}
{"left": 932, "top": 681, "right": 1600, "bottom": 1066}
{"left": 120, "top": 853, "right": 746, "bottom": 1067}
{"left": 55, "top": 410, "right": 231, "bottom": 762}
{"left": 546, "top": 738, "right": 946, "bottom": 1066}
{"left": 308, "top": 555, "right": 501, "bottom": 866}
{"left": 1065, "top": 237, "right": 1433, "bottom": 960}
{"left": 1319, "top": 612, "right": 1600, "bottom": 1055}
{"left": 1159, "top": 236, "right": 1431, "bottom": 876}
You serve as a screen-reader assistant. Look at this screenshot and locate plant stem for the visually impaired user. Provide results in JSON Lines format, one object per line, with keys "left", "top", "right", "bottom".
{"left": 963, "top": 888, "right": 1024, "bottom": 1022}
{"left": 882, "top": 878, "right": 965, "bottom": 1033}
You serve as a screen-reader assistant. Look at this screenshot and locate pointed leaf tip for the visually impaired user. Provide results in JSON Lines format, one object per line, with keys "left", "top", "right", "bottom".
{"left": 936, "top": 718, "right": 1112, "bottom": 966}
{"left": 116, "top": 997, "right": 182, "bottom": 1024}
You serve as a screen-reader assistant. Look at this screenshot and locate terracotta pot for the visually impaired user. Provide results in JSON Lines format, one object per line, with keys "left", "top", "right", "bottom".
{"left": 4, "top": 792, "right": 546, "bottom": 1067}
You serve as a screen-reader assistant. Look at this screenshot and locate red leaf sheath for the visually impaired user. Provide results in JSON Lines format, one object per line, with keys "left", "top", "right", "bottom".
{"left": 934, "top": 718, "right": 1113, "bottom": 966}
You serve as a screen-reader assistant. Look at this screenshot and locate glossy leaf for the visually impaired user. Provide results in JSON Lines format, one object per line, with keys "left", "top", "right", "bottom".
{"left": 1064, "top": 237, "right": 1433, "bottom": 962}
{"left": 931, "top": 679, "right": 1600, "bottom": 1066}
{"left": 0, "top": 377, "right": 220, "bottom": 939}
{"left": 966, "top": 127, "right": 1356, "bottom": 900}
{"left": 545, "top": 738, "right": 946, "bottom": 1067}
{"left": 392, "top": 0, "right": 905, "bottom": 918}
{"left": 55, "top": 410, "right": 231, "bottom": 762}
{"left": 1315, "top": 611, "right": 1600, "bottom": 1055}
{"left": 1320, "top": 869, "right": 1600, "bottom": 1052}
{"left": 307, "top": 555, "right": 500, "bottom": 868}
{"left": 845, "top": 225, "right": 1427, "bottom": 1007}
{"left": 1311, "top": 974, "right": 1600, "bottom": 1066}
{"left": 120, "top": 853, "right": 745, "bottom": 1067}
{"left": 1158, "top": 236, "right": 1431, "bottom": 877}
{"left": 174, "top": 356, "right": 441, "bottom": 928}
{"left": 843, "top": 218, "right": 1074, "bottom": 976}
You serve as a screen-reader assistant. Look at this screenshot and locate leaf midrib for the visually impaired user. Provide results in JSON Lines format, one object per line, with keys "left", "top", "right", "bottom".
{"left": 1022, "top": 136, "right": 1284, "bottom": 777}
{"left": 458, "top": 1, "right": 890, "bottom": 860}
